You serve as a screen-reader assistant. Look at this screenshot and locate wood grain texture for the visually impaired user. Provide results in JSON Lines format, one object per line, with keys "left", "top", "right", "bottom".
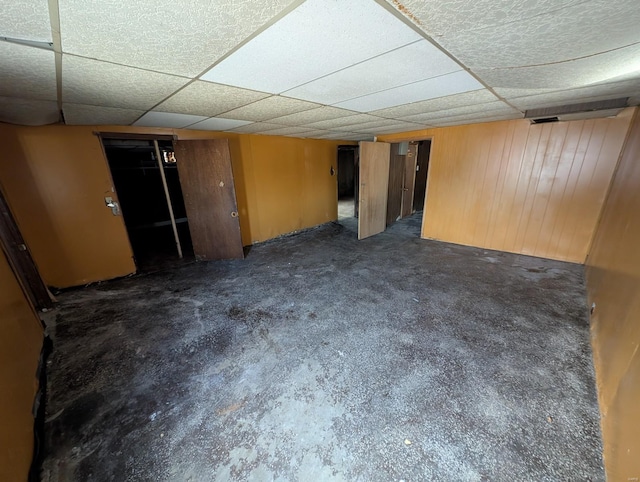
{"left": 358, "top": 141, "right": 390, "bottom": 240}
{"left": 586, "top": 108, "right": 640, "bottom": 482}
{"left": 0, "top": 187, "right": 51, "bottom": 309}
{"left": 0, "top": 250, "right": 43, "bottom": 482}
{"left": 175, "top": 139, "right": 243, "bottom": 260}
{"left": 378, "top": 109, "right": 634, "bottom": 262}
{"left": 402, "top": 143, "right": 418, "bottom": 218}
{"left": 386, "top": 143, "right": 404, "bottom": 226}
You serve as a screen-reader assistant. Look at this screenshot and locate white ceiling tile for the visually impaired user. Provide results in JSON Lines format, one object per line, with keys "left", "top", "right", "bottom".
{"left": 335, "top": 70, "right": 484, "bottom": 112}
{"left": 63, "top": 103, "right": 144, "bottom": 125}
{"left": 303, "top": 114, "right": 385, "bottom": 130}
{"left": 316, "top": 131, "right": 372, "bottom": 141}
{"left": 352, "top": 121, "right": 427, "bottom": 134}
{"left": 474, "top": 43, "right": 640, "bottom": 90}
{"left": 268, "top": 106, "right": 359, "bottom": 126}
{"left": 155, "top": 81, "right": 270, "bottom": 117}
{"left": 403, "top": 101, "right": 519, "bottom": 122}
{"left": 1, "top": 0, "right": 53, "bottom": 42}
{"left": 284, "top": 40, "right": 461, "bottom": 104}
{"left": 0, "top": 96, "right": 59, "bottom": 126}
{"left": 430, "top": 112, "right": 523, "bottom": 127}
{"left": 221, "top": 96, "right": 320, "bottom": 121}
{"left": 0, "top": 42, "right": 57, "bottom": 100}
{"left": 133, "top": 111, "right": 207, "bottom": 128}
{"left": 229, "top": 122, "right": 285, "bottom": 134}
{"left": 370, "top": 89, "right": 498, "bottom": 118}
{"left": 429, "top": 0, "right": 640, "bottom": 69}
{"left": 260, "top": 126, "right": 322, "bottom": 136}
{"left": 383, "top": 0, "right": 581, "bottom": 38}
{"left": 59, "top": 0, "right": 297, "bottom": 76}
{"left": 185, "top": 117, "right": 252, "bottom": 131}
{"left": 495, "top": 79, "right": 640, "bottom": 110}
{"left": 201, "top": 0, "right": 421, "bottom": 93}
{"left": 62, "top": 55, "right": 189, "bottom": 109}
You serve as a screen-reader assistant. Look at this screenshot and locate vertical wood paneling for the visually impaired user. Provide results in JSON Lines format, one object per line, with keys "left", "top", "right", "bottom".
{"left": 586, "top": 108, "right": 640, "bottom": 481}
{"left": 378, "top": 108, "right": 634, "bottom": 263}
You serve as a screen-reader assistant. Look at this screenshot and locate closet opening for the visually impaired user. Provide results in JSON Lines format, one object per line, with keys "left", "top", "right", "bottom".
{"left": 102, "top": 137, "right": 194, "bottom": 272}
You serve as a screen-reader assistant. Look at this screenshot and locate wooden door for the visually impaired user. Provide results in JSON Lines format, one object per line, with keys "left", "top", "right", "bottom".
{"left": 174, "top": 139, "right": 244, "bottom": 260}
{"left": 358, "top": 141, "right": 390, "bottom": 240}
{"left": 0, "top": 187, "right": 51, "bottom": 311}
{"left": 386, "top": 143, "right": 405, "bottom": 226}
{"left": 401, "top": 142, "right": 418, "bottom": 218}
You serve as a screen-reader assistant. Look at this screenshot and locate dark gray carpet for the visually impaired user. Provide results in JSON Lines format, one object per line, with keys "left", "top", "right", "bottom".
{"left": 42, "top": 213, "right": 604, "bottom": 481}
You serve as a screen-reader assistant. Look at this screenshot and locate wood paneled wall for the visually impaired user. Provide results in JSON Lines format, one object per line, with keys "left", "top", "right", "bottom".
{"left": 0, "top": 250, "right": 43, "bottom": 481}
{"left": 378, "top": 108, "right": 634, "bottom": 263}
{"left": 0, "top": 123, "right": 345, "bottom": 287}
{"left": 586, "top": 109, "right": 640, "bottom": 481}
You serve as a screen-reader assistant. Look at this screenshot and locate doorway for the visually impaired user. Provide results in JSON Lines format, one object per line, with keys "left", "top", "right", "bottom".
{"left": 337, "top": 145, "right": 358, "bottom": 220}
{"left": 102, "top": 138, "right": 194, "bottom": 272}
{"left": 358, "top": 139, "right": 432, "bottom": 240}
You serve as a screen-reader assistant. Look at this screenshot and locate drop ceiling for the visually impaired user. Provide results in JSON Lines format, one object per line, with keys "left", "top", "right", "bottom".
{"left": 1, "top": 0, "right": 639, "bottom": 138}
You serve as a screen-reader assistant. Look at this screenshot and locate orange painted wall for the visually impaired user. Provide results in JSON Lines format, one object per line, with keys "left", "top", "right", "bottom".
{"left": 586, "top": 109, "right": 640, "bottom": 481}
{"left": 0, "top": 250, "right": 43, "bottom": 481}
{"left": 0, "top": 123, "right": 342, "bottom": 287}
{"left": 378, "top": 108, "right": 634, "bottom": 263}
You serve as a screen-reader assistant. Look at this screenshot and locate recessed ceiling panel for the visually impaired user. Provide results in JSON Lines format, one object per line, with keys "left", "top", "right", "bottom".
{"left": 0, "top": 42, "right": 57, "bottom": 100}
{"left": 303, "top": 114, "right": 384, "bottom": 130}
{"left": 382, "top": 0, "right": 581, "bottom": 38}
{"left": 335, "top": 70, "right": 484, "bottom": 112}
{"left": 496, "top": 79, "right": 640, "bottom": 110}
{"left": 260, "top": 126, "right": 323, "bottom": 136}
{"left": 430, "top": 113, "right": 523, "bottom": 127}
{"left": 268, "top": 106, "right": 360, "bottom": 126}
{"left": 133, "top": 111, "right": 207, "bottom": 128}
{"left": 186, "top": 117, "right": 252, "bottom": 131}
{"left": 0, "top": 96, "right": 59, "bottom": 126}
{"left": 59, "top": 0, "right": 297, "bottom": 76}
{"left": 284, "top": 40, "right": 461, "bottom": 104}
{"left": 62, "top": 55, "right": 189, "bottom": 110}
{"left": 370, "top": 89, "right": 498, "bottom": 119}
{"left": 428, "top": 0, "right": 640, "bottom": 69}
{"left": 155, "top": 81, "right": 270, "bottom": 117}
{"left": 221, "top": 96, "right": 320, "bottom": 121}
{"left": 63, "top": 103, "right": 145, "bottom": 125}
{"left": 474, "top": 44, "right": 640, "bottom": 90}
{"left": 229, "top": 122, "right": 285, "bottom": 134}
{"left": 403, "top": 101, "right": 518, "bottom": 123}
{"left": 350, "top": 121, "right": 426, "bottom": 134}
{"left": 201, "top": 0, "right": 422, "bottom": 93}
{"left": 1, "top": 0, "right": 53, "bottom": 42}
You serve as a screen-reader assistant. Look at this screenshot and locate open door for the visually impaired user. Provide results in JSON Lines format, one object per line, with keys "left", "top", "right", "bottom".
{"left": 401, "top": 142, "right": 418, "bottom": 218}
{"left": 174, "top": 139, "right": 244, "bottom": 260}
{"left": 0, "top": 186, "right": 51, "bottom": 311}
{"left": 358, "top": 141, "right": 390, "bottom": 240}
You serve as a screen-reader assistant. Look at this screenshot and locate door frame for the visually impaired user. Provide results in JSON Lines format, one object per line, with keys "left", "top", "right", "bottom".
{"left": 376, "top": 136, "right": 433, "bottom": 237}
{"left": 0, "top": 186, "right": 52, "bottom": 311}
{"left": 97, "top": 133, "right": 188, "bottom": 270}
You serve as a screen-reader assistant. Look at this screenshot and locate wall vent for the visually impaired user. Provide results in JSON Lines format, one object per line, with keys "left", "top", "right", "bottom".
{"left": 525, "top": 97, "right": 628, "bottom": 123}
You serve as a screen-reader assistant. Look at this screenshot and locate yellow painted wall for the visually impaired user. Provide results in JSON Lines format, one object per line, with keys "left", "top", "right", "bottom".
{"left": 0, "top": 123, "right": 343, "bottom": 288}
{"left": 0, "top": 250, "right": 43, "bottom": 482}
{"left": 379, "top": 108, "right": 634, "bottom": 263}
{"left": 586, "top": 109, "right": 640, "bottom": 481}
